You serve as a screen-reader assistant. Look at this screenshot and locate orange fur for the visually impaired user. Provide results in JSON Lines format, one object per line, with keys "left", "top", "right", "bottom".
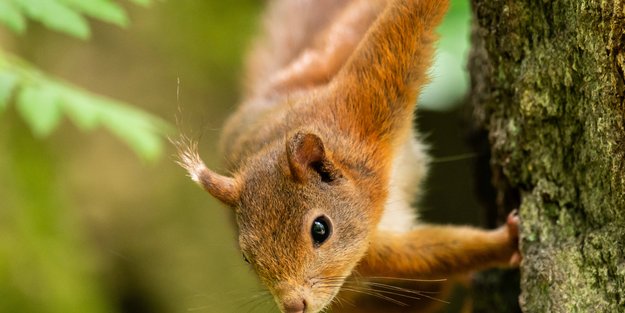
{"left": 177, "top": 1, "right": 520, "bottom": 312}
{"left": 361, "top": 225, "right": 518, "bottom": 278}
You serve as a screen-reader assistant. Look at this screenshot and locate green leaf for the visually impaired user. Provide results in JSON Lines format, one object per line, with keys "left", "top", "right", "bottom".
{"left": 1, "top": 49, "right": 172, "bottom": 160}
{"left": 59, "top": 0, "right": 128, "bottom": 27}
{"left": 97, "top": 103, "right": 164, "bottom": 161}
{"left": 16, "top": 85, "right": 63, "bottom": 137}
{"left": 16, "top": 0, "right": 90, "bottom": 39}
{"left": 108, "top": 122, "right": 163, "bottom": 162}
{"left": 54, "top": 84, "right": 100, "bottom": 130}
{"left": 59, "top": 84, "right": 171, "bottom": 161}
{"left": 0, "top": 71, "right": 20, "bottom": 111}
{"left": 0, "top": 1, "right": 27, "bottom": 34}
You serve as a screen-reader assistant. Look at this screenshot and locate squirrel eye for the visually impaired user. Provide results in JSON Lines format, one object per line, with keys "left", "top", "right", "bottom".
{"left": 242, "top": 253, "right": 250, "bottom": 264}
{"left": 311, "top": 216, "right": 332, "bottom": 246}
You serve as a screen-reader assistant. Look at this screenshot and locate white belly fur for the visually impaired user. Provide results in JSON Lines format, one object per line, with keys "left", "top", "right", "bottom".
{"left": 377, "top": 131, "right": 429, "bottom": 233}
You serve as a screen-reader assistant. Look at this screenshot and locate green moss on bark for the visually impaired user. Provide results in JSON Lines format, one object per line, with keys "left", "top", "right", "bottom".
{"left": 470, "top": 0, "right": 625, "bottom": 312}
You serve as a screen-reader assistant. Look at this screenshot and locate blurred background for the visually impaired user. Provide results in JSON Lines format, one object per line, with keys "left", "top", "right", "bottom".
{"left": 0, "top": 1, "right": 491, "bottom": 312}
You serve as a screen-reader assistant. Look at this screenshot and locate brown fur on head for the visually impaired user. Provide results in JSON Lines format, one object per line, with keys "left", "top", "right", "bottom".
{"left": 236, "top": 131, "right": 375, "bottom": 312}
{"left": 177, "top": 131, "right": 377, "bottom": 312}
{"left": 177, "top": 0, "right": 449, "bottom": 312}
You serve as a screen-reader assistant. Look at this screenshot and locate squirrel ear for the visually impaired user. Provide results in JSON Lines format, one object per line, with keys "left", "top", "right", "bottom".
{"left": 175, "top": 138, "right": 240, "bottom": 206}
{"left": 192, "top": 168, "right": 240, "bottom": 206}
{"left": 286, "top": 132, "right": 339, "bottom": 183}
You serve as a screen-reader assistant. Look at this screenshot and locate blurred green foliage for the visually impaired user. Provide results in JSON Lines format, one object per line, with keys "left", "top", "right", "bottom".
{"left": 1, "top": 120, "right": 114, "bottom": 313}
{"left": 0, "top": 0, "right": 148, "bottom": 38}
{"left": 0, "top": 0, "right": 170, "bottom": 161}
{"left": 0, "top": 1, "right": 174, "bottom": 313}
{"left": 0, "top": 0, "right": 262, "bottom": 312}
{"left": 419, "top": 0, "right": 471, "bottom": 111}
{"left": 0, "top": 51, "right": 170, "bottom": 160}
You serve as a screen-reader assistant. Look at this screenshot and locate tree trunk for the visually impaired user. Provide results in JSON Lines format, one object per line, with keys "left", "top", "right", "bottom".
{"left": 469, "top": 1, "right": 625, "bottom": 312}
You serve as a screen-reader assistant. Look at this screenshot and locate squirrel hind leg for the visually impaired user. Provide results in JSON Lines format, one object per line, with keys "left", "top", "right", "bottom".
{"left": 264, "top": 0, "right": 388, "bottom": 93}
{"left": 244, "top": 0, "right": 350, "bottom": 96}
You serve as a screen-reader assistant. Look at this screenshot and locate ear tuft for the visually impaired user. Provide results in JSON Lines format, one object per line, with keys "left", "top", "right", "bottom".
{"left": 286, "top": 132, "right": 338, "bottom": 183}
{"left": 173, "top": 136, "right": 240, "bottom": 206}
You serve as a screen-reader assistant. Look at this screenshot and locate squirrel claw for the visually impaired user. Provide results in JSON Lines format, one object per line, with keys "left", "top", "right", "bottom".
{"left": 509, "top": 251, "right": 522, "bottom": 267}
{"left": 505, "top": 210, "right": 522, "bottom": 266}
{"left": 506, "top": 210, "right": 520, "bottom": 241}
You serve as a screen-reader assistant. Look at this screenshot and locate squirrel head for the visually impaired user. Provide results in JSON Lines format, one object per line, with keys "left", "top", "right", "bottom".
{"left": 177, "top": 132, "right": 375, "bottom": 313}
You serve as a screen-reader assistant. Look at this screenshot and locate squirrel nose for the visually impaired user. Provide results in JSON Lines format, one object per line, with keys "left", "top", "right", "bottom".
{"left": 283, "top": 299, "right": 306, "bottom": 313}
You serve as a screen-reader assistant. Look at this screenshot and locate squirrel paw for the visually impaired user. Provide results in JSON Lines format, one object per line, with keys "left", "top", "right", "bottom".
{"left": 505, "top": 210, "right": 522, "bottom": 267}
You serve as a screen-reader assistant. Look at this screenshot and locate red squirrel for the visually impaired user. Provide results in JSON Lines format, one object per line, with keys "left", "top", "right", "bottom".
{"left": 176, "top": 0, "right": 520, "bottom": 312}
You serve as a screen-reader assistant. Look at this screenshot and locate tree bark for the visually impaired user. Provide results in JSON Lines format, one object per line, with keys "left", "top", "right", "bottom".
{"left": 469, "top": 1, "right": 625, "bottom": 312}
